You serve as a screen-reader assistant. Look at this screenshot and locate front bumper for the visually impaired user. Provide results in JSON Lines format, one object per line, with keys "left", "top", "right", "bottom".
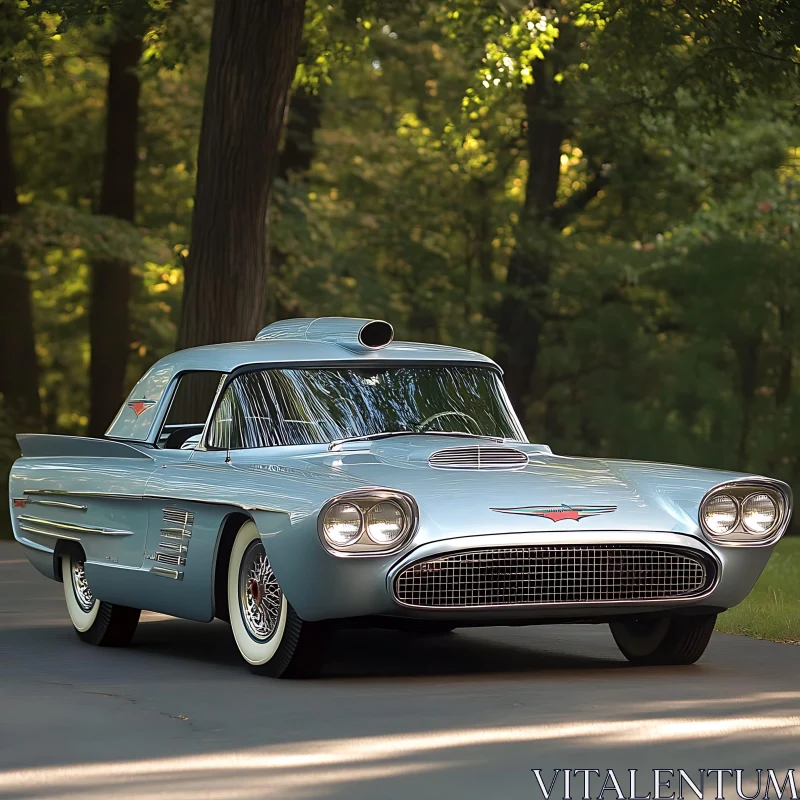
{"left": 259, "top": 518, "right": 774, "bottom": 623}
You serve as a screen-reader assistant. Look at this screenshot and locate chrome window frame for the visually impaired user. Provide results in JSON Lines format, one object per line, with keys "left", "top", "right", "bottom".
{"left": 197, "top": 361, "right": 527, "bottom": 452}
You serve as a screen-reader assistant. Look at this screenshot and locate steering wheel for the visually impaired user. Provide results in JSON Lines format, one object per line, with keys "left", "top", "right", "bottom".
{"left": 416, "top": 410, "right": 480, "bottom": 434}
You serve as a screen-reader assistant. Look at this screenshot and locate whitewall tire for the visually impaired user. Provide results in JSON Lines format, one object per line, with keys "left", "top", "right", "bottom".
{"left": 227, "top": 520, "right": 326, "bottom": 678}
{"left": 61, "top": 553, "right": 140, "bottom": 646}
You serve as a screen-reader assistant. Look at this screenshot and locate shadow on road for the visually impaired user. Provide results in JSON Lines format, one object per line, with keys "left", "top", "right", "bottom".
{"left": 126, "top": 617, "right": 626, "bottom": 678}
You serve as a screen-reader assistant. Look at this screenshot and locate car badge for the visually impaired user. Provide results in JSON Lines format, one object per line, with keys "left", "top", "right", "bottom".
{"left": 491, "top": 504, "right": 617, "bottom": 522}
{"left": 127, "top": 399, "right": 156, "bottom": 417}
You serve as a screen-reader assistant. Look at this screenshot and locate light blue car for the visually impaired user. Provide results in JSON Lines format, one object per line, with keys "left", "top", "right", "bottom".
{"left": 9, "top": 317, "right": 792, "bottom": 677}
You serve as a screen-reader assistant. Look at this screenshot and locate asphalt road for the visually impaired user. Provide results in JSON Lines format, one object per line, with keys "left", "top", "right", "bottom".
{"left": 1, "top": 540, "right": 799, "bottom": 800}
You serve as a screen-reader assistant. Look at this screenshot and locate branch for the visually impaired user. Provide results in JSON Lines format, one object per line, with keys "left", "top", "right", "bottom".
{"left": 552, "top": 169, "right": 609, "bottom": 228}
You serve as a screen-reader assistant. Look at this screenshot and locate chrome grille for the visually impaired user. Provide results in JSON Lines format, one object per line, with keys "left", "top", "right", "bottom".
{"left": 163, "top": 508, "right": 194, "bottom": 527}
{"left": 394, "top": 545, "right": 713, "bottom": 608}
{"left": 428, "top": 446, "right": 529, "bottom": 471}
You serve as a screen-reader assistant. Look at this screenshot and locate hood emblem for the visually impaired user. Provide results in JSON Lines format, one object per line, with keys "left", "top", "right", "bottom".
{"left": 127, "top": 399, "right": 156, "bottom": 417}
{"left": 491, "top": 504, "right": 617, "bottom": 522}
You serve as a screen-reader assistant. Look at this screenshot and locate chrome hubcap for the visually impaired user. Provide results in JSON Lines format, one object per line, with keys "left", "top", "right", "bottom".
{"left": 72, "top": 560, "right": 95, "bottom": 612}
{"left": 239, "top": 541, "right": 283, "bottom": 642}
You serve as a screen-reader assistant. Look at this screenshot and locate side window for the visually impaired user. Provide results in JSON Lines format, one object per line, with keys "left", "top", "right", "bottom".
{"left": 159, "top": 371, "right": 226, "bottom": 449}
{"left": 208, "top": 372, "right": 277, "bottom": 450}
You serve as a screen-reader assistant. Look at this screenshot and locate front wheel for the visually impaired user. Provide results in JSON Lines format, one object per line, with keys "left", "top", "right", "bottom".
{"left": 227, "top": 521, "right": 326, "bottom": 678}
{"left": 62, "top": 554, "right": 140, "bottom": 646}
{"left": 610, "top": 613, "right": 717, "bottom": 666}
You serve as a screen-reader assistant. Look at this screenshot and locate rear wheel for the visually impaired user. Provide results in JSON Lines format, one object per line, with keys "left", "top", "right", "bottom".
{"left": 227, "top": 520, "right": 326, "bottom": 678}
{"left": 610, "top": 613, "right": 717, "bottom": 666}
{"left": 62, "top": 554, "right": 140, "bottom": 646}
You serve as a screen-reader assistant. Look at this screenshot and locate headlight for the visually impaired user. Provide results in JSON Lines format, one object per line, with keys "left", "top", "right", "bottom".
{"left": 322, "top": 502, "right": 362, "bottom": 546}
{"left": 742, "top": 493, "right": 777, "bottom": 534}
{"left": 702, "top": 494, "right": 738, "bottom": 535}
{"left": 699, "top": 482, "right": 790, "bottom": 545}
{"left": 366, "top": 501, "right": 407, "bottom": 545}
{"left": 318, "top": 492, "right": 417, "bottom": 555}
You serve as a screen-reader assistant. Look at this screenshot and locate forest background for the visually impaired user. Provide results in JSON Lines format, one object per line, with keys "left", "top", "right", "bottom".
{"left": 1, "top": 0, "right": 799, "bottom": 537}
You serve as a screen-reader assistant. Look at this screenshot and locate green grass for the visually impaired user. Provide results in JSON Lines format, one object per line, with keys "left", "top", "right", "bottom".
{"left": 717, "top": 537, "right": 800, "bottom": 643}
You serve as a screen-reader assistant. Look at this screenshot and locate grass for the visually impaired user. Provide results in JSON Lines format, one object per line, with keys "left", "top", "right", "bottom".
{"left": 716, "top": 537, "right": 800, "bottom": 643}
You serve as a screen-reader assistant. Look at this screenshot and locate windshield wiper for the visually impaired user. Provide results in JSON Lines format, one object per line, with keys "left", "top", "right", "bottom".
{"left": 328, "top": 430, "right": 503, "bottom": 451}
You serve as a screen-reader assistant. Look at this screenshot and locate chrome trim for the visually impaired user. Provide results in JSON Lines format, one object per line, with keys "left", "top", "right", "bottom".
{"left": 23, "top": 489, "right": 140, "bottom": 501}
{"left": 158, "top": 541, "right": 188, "bottom": 554}
{"left": 699, "top": 478, "right": 792, "bottom": 547}
{"left": 19, "top": 523, "right": 80, "bottom": 542}
{"left": 392, "top": 542, "right": 719, "bottom": 610}
{"left": 160, "top": 527, "right": 191, "bottom": 539}
{"left": 387, "top": 530, "right": 722, "bottom": 610}
{"left": 155, "top": 552, "right": 185, "bottom": 567}
{"left": 163, "top": 508, "right": 194, "bottom": 526}
{"left": 318, "top": 489, "right": 418, "bottom": 557}
{"left": 150, "top": 566, "right": 183, "bottom": 580}
{"left": 28, "top": 499, "right": 88, "bottom": 511}
{"left": 19, "top": 487, "right": 290, "bottom": 514}
{"left": 16, "top": 515, "right": 133, "bottom": 537}
{"left": 429, "top": 445, "right": 529, "bottom": 471}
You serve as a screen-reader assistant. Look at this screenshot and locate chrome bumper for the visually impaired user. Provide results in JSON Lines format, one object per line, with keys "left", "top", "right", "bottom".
{"left": 264, "top": 523, "right": 775, "bottom": 623}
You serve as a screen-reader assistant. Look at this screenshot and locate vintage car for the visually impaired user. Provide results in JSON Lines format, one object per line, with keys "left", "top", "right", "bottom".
{"left": 8, "top": 317, "right": 793, "bottom": 677}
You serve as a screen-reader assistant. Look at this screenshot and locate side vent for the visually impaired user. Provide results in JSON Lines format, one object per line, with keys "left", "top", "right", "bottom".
{"left": 429, "top": 446, "right": 529, "bottom": 471}
{"left": 149, "top": 507, "right": 195, "bottom": 580}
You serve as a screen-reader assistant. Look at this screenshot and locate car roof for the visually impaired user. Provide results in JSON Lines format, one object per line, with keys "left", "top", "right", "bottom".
{"left": 107, "top": 338, "right": 499, "bottom": 442}
{"left": 153, "top": 338, "right": 497, "bottom": 373}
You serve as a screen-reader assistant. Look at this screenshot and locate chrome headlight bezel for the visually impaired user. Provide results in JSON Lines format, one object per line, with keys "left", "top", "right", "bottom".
{"left": 699, "top": 480, "right": 791, "bottom": 546}
{"left": 318, "top": 490, "right": 417, "bottom": 556}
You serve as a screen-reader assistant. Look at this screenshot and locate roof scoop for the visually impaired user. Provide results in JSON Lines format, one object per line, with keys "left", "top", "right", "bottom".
{"left": 255, "top": 317, "right": 394, "bottom": 353}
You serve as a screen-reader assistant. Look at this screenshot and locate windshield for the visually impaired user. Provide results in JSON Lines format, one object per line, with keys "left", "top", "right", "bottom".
{"left": 207, "top": 366, "right": 524, "bottom": 449}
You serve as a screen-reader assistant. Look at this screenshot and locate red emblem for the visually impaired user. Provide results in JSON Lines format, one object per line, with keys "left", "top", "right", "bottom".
{"left": 491, "top": 504, "right": 617, "bottom": 522}
{"left": 127, "top": 399, "right": 156, "bottom": 417}
{"left": 13, "top": 498, "right": 27, "bottom": 508}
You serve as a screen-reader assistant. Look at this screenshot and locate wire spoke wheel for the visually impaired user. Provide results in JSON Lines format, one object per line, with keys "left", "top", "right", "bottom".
{"left": 71, "top": 560, "right": 95, "bottom": 613}
{"left": 226, "top": 520, "right": 326, "bottom": 677}
{"left": 238, "top": 540, "right": 283, "bottom": 642}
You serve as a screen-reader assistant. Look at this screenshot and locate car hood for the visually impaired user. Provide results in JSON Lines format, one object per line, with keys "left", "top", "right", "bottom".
{"left": 232, "top": 436, "right": 749, "bottom": 543}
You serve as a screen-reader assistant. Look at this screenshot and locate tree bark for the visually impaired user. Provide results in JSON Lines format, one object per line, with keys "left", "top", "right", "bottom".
{"left": 176, "top": 0, "right": 307, "bottom": 350}
{"left": 0, "top": 86, "right": 41, "bottom": 428}
{"left": 88, "top": 33, "right": 143, "bottom": 438}
{"left": 494, "top": 58, "right": 566, "bottom": 409}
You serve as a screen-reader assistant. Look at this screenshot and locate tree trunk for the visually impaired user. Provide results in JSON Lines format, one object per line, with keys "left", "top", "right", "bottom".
{"left": 494, "top": 59, "right": 566, "bottom": 410}
{"left": 0, "top": 86, "right": 41, "bottom": 429}
{"left": 176, "top": 0, "right": 307, "bottom": 350}
{"left": 88, "top": 33, "right": 143, "bottom": 438}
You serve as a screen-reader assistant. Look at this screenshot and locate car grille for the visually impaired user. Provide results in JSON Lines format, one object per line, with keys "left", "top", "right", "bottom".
{"left": 393, "top": 545, "right": 714, "bottom": 608}
{"left": 428, "top": 446, "right": 529, "bottom": 470}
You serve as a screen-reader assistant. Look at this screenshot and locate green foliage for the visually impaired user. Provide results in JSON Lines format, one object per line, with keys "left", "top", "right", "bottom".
{"left": 3, "top": 0, "right": 800, "bottom": 545}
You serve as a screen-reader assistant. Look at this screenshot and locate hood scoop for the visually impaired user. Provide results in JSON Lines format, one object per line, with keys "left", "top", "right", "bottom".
{"left": 428, "top": 445, "right": 529, "bottom": 471}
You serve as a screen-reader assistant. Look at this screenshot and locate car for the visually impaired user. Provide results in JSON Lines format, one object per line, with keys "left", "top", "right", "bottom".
{"left": 8, "top": 316, "right": 793, "bottom": 677}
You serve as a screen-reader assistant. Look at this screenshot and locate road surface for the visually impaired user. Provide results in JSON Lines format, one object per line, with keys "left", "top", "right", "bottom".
{"left": 1, "top": 540, "right": 798, "bottom": 799}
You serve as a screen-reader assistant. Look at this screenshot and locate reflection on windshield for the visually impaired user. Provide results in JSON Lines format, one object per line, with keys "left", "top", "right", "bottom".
{"left": 208, "top": 366, "right": 524, "bottom": 449}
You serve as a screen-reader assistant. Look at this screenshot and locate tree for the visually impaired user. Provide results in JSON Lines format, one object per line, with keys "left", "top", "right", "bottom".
{"left": 88, "top": 14, "right": 145, "bottom": 437}
{"left": 176, "top": 0, "right": 307, "bottom": 351}
{"left": 0, "top": 83, "right": 41, "bottom": 428}
{"left": 0, "top": 2, "right": 48, "bottom": 429}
